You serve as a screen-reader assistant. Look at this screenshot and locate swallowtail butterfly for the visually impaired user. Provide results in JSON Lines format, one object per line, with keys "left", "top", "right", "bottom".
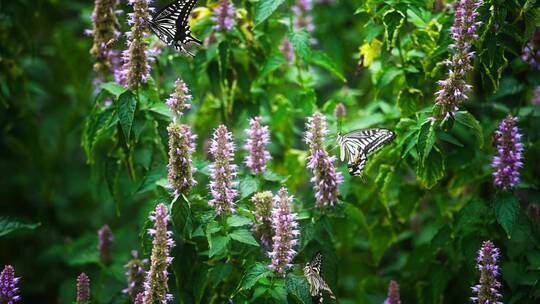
{"left": 336, "top": 128, "right": 395, "bottom": 177}
{"left": 149, "top": 0, "right": 201, "bottom": 55}
{"left": 304, "top": 252, "right": 336, "bottom": 303}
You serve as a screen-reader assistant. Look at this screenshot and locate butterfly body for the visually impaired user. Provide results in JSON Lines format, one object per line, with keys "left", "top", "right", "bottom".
{"left": 337, "top": 128, "right": 395, "bottom": 177}
{"left": 304, "top": 252, "right": 336, "bottom": 303}
{"left": 149, "top": 0, "right": 201, "bottom": 55}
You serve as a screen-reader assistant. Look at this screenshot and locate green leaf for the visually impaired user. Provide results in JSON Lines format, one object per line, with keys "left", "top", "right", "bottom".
{"left": 0, "top": 217, "right": 40, "bottom": 237}
{"left": 382, "top": 9, "right": 405, "bottom": 49}
{"left": 255, "top": 0, "right": 286, "bottom": 25}
{"left": 241, "top": 262, "right": 271, "bottom": 290}
{"left": 285, "top": 274, "right": 311, "bottom": 304}
{"left": 209, "top": 234, "right": 230, "bottom": 257}
{"left": 100, "top": 82, "right": 127, "bottom": 97}
{"left": 268, "top": 285, "right": 288, "bottom": 303}
{"left": 137, "top": 167, "right": 167, "bottom": 194}
{"left": 240, "top": 175, "right": 259, "bottom": 199}
{"left": 258, "top": 53, "right": 286, "bottom": 80}
{"left": 454, "top": 111, "right": 484, "bottom": 148}
{"left": 227, "top": 215, "right": 252, "bottom": 227}
{"left": 309, "top": 51, "right": 345, "bottom": 82}
{"left": 494, "top": 192, "right": 519, "bottom": 238}
{"left": 171, "top": 194, "right": 193, "bottom": 238}
{"left": 415, "top": 147, "right": 445, "bottom": 189}
{"left": 397, "top": 88, "right": 422, "bottom": 117}
{"left": 369, "top": 224, "right": 396, "bottom": 265}
{"left": 117, "top": 90, "right": 137, "bottom": 140}
{"left": 288, "top": 29, "right": 311, "bottom": 61}
{"left": 230, "top": 229, "right": 259, "bottom": 246}
{"left": 416, "top": 120, "right": 436, "bottom": 166}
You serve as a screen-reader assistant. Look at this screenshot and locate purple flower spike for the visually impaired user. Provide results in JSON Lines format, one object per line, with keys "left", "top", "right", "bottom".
{"left": 334, "top": 103, "right": 346, "bottom": 120}
{"left": 384, "top": 280, "right": 401, "bottom": 304}
{"left": 123, "top": 250, "right": 147, "bottom": 298}
{"left": 89, "top": 0, "right": 120, "bottom": 80}
{"left": 134, "top": 292, "right": 144, "bottom": 304}
{"left": 292, "top": 0, "right": 315, "bottom": 35}
{"left": 212, "top": 0, "right": 236, "bottom": 31}
{"left": 280, "top": 37, "right": 295, "bottom": 64}
{"left": 304, "top": 112, "right": 343, "bottom": 208}
{"left": 116, "top": 0, "right": 153, "bottom": 88}
{"left": 98, "top": 224, "right": 113, "bottom": 264}
{"left": 167, "top": 79, "right": 193, "bottom": 121}
{"left": 532, "top": 86, "right": 540, "bottom": 105}
{"left": 522, "top": 27, "right": 540, "bottom": 69}
{"left": 0, "top": 265, "right": 21, "bottom": 304}
{"left": 168, "top": 123, "right": 197, "bottom": 196}
{"left": 434, "top": 0, "right": 482, "bottom": 119}
{"left": 251, "top": 191, "right": 274, "bottom": 250}
{"left": 76, "top": 273, "right": 90, "bottom": 304}
{"left": 492, "top": 115, "right": 524, "bottom": 190}
{"left": 244, "top": 117, "right": 271, "bottom": 174}
{"left": 471, "top": 240, "right": 503, "bottom": 304}
{"left": 143, "top": 203, "right": 175, "bottom": 304}
{"left": 268, "top": 188, "right": 299, "bottom": 276}
{"left": 209, "top": 125, "right": 238, "bottom": 215}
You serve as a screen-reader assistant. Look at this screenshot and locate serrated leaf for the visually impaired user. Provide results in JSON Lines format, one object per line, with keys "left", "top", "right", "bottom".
{"left": 369, "top": 224, "right": 396, "bottom": 265}
{"left": 416, "top": 120, "right": 436, "bottom": 166}
{"left": 241, "top": 262, "right": 270, "bottom": 290}
{"left": 230, "top": 229, "right": 259, "bottom": 246}
{"left": 209, "top": 234, "right": 230, "bottom": 257}
{"left": 171, "top": 194, "right": 193, "bottom": 238}
{"left": 397, "top": 88, "right": 422, "bottom": 117}
{"left": 288, "top": 29, "right": 311, "bottom": 61}
{"left": 0, "top": 217, "right": 40, "bottom": 237}
{"left": 227, "top": 215, "right": 252, "bottom": 227}
{"left": 416, "top": 147, "right": 445, "bottom": 189}
{"left": 117, "top": 90, "right": 137, "bottom": 140}
{"left": 285, "top": 274, "right": 311, "bottom": 304}
{"left": 240, "top": 175, "right": 259, "bottom": 199}
{"left": 309, "top": 51, "right": 345, "bottom": 82}
{"left": 494, "top": 192, "right": 519, "bottom": 238}
{"left": 382, "top": 9, "right": 405, "bottom": 49}
{"left": 100, "top": 82, "right": 127, "bottom": 97}
{"left": 258, "top": 53, "right": 286, "bottom": 80}
{"left": 255, "top": 0, "right": 286, "bottom": 25}
{"left": 454, "top": 111, "right": 484, "bottom": 148}
{"left": 137, "top": 167, "right": 167, "bottom": 194}
{"left": 269, "top": 285, "right": 288, "bottom": 303}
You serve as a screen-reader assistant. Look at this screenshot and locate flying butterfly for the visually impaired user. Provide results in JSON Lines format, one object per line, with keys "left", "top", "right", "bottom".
{"left": 148, "top": 0, "right": 202, "bottom": 55}
{"left": 304, "top": 252, "right": 336, "bottom": 303}
{"left": 336, "top": 128, "right": 396, "bottom": 177}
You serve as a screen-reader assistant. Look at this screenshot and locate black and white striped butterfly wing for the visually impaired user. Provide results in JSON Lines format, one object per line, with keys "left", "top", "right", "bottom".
{"left": 304, "top": 252, "right": 336, "bottom": 303}
{"left": 149, "top": 0, "right": 201, "bottom": 54}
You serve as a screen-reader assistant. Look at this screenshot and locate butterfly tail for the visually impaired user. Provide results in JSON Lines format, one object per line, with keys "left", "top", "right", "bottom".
{"left": 190, "top": 35, "right": 202, "bottom": 45}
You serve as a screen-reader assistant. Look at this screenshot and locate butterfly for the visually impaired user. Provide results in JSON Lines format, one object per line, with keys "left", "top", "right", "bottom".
{"left": 148, "top": 0, "right": 202, "bottom": 55}
{"left": 304, "top": 252, "right": 336, "bottom": 303}
{"left": 336, "top": 128, "right": 396, "bottom": 177}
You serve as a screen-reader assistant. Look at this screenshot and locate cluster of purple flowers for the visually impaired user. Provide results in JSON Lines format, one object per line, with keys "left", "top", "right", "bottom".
{"left": 251, "top": 191, "right": 274, "bottom": 250}
{"left": 123, "top": 250, "right": 147, "bottom": 299}
{"left": 434, "top": 0, "right": 483, "bottom": 119}
{"left": 98, "top": 224, "right": 113, "bottom": 264}
{"left": 168, "top": 123, "right": 197, "bottom": 196}
{"left": 0, "top": 265, "right": 21, "bottom": 304}
{"left": 116, "top": 0, "right": 154, "bottom": 89}
{"left": 88, "top": 0, "right": 120, "bottom": 79}
{"left": 384, "top": 280, "right": 401, "bottom": 304}
{"left": 244, "top": 116, "right": 271, "bottom": 174}
{"left": 522, "top": 27, "right": 540, "bottom": 69}
{"left": 292, "top": 0, "right": 315, "bottom": 35}
{"left": 268, "top": 188, "right": 299, "bottom": 275}
{"left": 167, "top": 79, "right": 193, "bottom": 120}
{"left": 305, "top": 112, "right": 343, "bottom": 208}
{"left": 212, "top": 0, "right": 236, "bottom": 31}
{"left": 533, "top": 86, "right": 540, "bottom": 105}
{"left": 76, "top": 273, "right": 90, "bottom": 304}
{"left": 143, "top": 203, "right": 175, "bottom": 304}
{"left": 492, "top": 115, "right": 524, "bottom": 190}
{"left": 209, "top": 125, "right": 238, "bottom": 215}
{"left": 471, "top": 241, "right": 503, "bottom": 304}
{"left": 280, "top": 37, "right": 295, "bottom": 64}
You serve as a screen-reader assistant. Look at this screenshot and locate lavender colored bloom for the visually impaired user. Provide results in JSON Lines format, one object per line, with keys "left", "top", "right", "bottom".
{"left": 304, "top": 112, "right": 343, "bottom": 208}
{"left": 532, "top": 86, "right": 540, "bottom": 105}
{"left": 123, "top": 250, "right": 147, "bottom": 298}
{"left": 89, "top": 0, "right": 120, "bottom": 79}
{"left": 134, "top": 292, "right": 144, "bottom": 304}
{"left": 98, "top": 224, "right": 113, "bottom": 264}
{"left": 116, "top": 0, "right": 153, "bottom": 89}
{"left": 212, "top": 0, "right": 236, "bottom": 31}
{"left": 166, "top": 79, "right": 193, "bottom": 121}
{"left": 244, "top": 117, "right": 271, "bottom": 174}
{"left": 471, "top": 240, "right": 503, "bottom": 304}
{"left": 334, "top": 103, "right": 346, "bottom": 120}
{"left": 209, "top": 125, "right": 238, "bottom": 215}
{"left": 168, "top": 123, "right": 197, "bottom": 196}
{"left": 522, "top": 27, "right": 540, "bottom": 69}
{"left": 280, "top": 37, "right": 294, "bottom": 64}
{"left": 251, "top": 191, "right": 274, "bottom": 250}
{"left": 0, "top": 265, "right": 21, "bottom": 304}
{"left": 384, "top": 280, "right": 401, "bottom": 304}
{"left": 492, "top": 115, "right": 524, "bottom": 190}
{"left": 143, "top": 203, "right": 175, "bottom": 304}
{"left": 268, "top": 188, "right": 299, "bottom": 275}
{"left": 292, "top": 0, "right": 315, "bottom": 42}
{"left": 433, "top": 0, "right": 482, "bottom": 119}
{"left": 76, "top": 273, "right": 90, "bottom": 304}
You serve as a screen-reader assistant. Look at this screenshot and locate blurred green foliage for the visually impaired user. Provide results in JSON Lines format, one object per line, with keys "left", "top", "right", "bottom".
{"left": 2, "top": 0, "right": 540, "bottom": 303}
